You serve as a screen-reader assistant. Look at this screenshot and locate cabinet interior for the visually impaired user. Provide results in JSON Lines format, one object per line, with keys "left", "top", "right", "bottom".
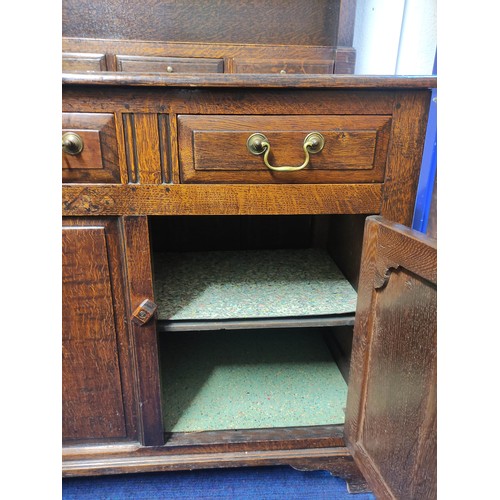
{"left": 149, "top": 214, "right": 367, "bottom": 435}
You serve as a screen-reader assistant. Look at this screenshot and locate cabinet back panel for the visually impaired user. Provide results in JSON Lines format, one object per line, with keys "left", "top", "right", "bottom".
{"left": 62, "top": 0, "right": 340, "bottom": 46}
{"left": 150, "top": 215, "right": 314, "bottom": 252}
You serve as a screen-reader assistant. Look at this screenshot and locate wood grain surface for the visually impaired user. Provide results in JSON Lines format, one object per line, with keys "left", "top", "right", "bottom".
{"left": 62, "top": 37, "right": 340, "bottom": 74}
{"left": 63, "top": 85, "right": 422, "bottom": 190}
{"left": 178, "top": 114, "right": 391, "bottom": 184}
{"left": 381, "top": 92, "right": 432, "bottom": 225}
{"left": 62, "top": 218, "right": 137, "bottom": 443}
{"left": 117, "top": 55, "right": 224, "bottom": 74}
{"left": 62, "top": 73, "right": 437, "bottom": 88}
{"left": 122, "top": 216, "right": 164, "bottom": 446}
{"left": 63, "top": 425, "right": 344, "bottom": 458}
{"left": 62, "top": 130, "right": 103, "bottom": 170}
{"left": 163, "top": 425, "right": 346, "bottom": 452}
{"left": 62, "top": 445, "right": 368, "bottom": 492}
{"left": 337, "top": 0, "right": 357, "bottom": 46}
{"left": 62, "top": 52, "right": 107, "bottom": 72}
{"left": 62, "top": 86, "right": 398, "bottom": 116}
{"left": 122, "top": 113, "right": 164, "bottom": 184}
{"left": 332, "top": 48, "right": 356, "bottom": 75}
{"left": 62, "top": 0, "right": 343, "bottom": 46}
{"left": 62, "top": 184, "right": 383, "bottom": 216}
{"left": 345, "top": 216, "right": 436, "bottom": 499}
{"left": 327, "top": 214, "right": 367, "bottom": 290}
{"left": 62, "top": 113, "right": 121, "bottom": 183}
{"left": 232, "top": 59, "right": 333, "bottom": 74}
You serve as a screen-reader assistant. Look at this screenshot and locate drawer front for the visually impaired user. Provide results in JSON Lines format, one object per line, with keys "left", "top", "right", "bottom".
{"left": 62, "top": 52, "right": 107, "bottom": 72}
{"left": 62, "top": 113, "right": 121, "bottom": 183}
{"left": 178, "top": 115, "right": 392, "bottom": 184}
{"left": 116, "top": 55, "right": 224, "bottom": 74}
{"left": 232, "top": 59, "right": 333, "bottom": 74}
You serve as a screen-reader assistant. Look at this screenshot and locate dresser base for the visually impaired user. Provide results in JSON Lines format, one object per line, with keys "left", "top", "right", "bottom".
{"left": 62, "top": 445, "right": 369, "bottom": 493}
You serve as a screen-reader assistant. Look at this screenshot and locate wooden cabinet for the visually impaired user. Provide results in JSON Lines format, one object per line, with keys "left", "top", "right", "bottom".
{"left": 62, "top": 74, "right": 436, "bottom": 498}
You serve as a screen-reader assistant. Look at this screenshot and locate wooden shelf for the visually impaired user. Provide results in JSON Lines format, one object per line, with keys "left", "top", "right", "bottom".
{"left": 157, "top": 313, "right": 355, "bottom": 333}
{"left": 160, "top": 329, "right": 348, "bottom": 433}
{"left": 153, "top": 249, "right": 358, "bottom": 328}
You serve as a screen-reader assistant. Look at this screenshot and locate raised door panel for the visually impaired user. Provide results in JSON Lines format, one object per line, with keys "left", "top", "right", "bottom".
{"left": 178, "top": 114, "right": 391, "bottom": 184}
{"left": 62, "top": 52, "right": 107, "bottom": 72}
{"left": 116, "top": 55, "right": 224, "bottom": 73}
{"left": 232, "top": 58, "right": 333, "bottom": 74}
{"left": 345, "top": 216, "right": 437, "bottom": 500}
{"left": 62, "top": 113, "right": 121, "bottom": 184}
{"left": 62, "top": 219, "right": 137, "bottom": 443}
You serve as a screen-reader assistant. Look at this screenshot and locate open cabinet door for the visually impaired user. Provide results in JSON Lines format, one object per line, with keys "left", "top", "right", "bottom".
{"left": 345, "top": 216, "right": 437, "bottom": 500}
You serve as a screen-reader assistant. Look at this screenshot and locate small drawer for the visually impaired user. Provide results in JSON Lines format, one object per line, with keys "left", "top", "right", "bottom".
{"left": 232, "top": 58, "right": 333, "bottom": 74}
{"left": 116, "top": 55, "right": 224, "bottom": 74}
{"left": 62, "top": 113, "right": 121, "bottom": 183}
{"left": 62, "top": 52, "right": 107, "bottom": 72}
{"left": 178, "top": 115, "right": 392, "bottom": 184}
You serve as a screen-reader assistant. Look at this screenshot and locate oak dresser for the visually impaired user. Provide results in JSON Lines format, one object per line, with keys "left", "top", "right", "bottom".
{"left": 62, "top": 70, "right": 437, "bottom": 499}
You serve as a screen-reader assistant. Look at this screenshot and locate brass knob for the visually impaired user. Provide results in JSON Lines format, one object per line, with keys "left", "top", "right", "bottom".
{"left": 279, "top": 69, "right": 287, "bottom": 74}
{"left": 166, "top": 66, "right": 174, "bottom": 73}
{"left": 62, "top": 132, "right": 84, "bottom": 156}
{"left": 304, "top": 132, "right": 324, "bottom": 153}
{"left": 247, "top": 133, "right": 268, "bottom": 155}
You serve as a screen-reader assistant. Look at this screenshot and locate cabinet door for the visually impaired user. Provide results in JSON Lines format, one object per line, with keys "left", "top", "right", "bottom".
{"left": 345, "top": 216, "right": 437, "bottom": 500}
{"left": 121, "top": 216, "right": 164, "bottom": 446}
{"left": 62, "top": 218, "right": 137, "bottom": 443}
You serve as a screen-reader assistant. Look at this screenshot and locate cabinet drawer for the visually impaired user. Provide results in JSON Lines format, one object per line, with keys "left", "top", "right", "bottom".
{"left": 62, "top": 52, "right": 107, "bottom": 72}
{"left": 178, "top": 115, "right": 391, "bottom": 184}
{"left": 62, "top": 113, "right": 121, "bottom": 183}
{"left": 116, "top": 55, "right": 224, "bottom": 74}
{"left": 232, "top": 59, "right": 333, "bottom": 74}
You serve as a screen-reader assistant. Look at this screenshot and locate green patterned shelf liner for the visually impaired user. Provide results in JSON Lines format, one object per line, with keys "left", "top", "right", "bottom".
{"left": 154, "top": 249, "right": 357, "bottom": 321}
{"left": 161, "top": 329, "right": 348, "bottom": 432}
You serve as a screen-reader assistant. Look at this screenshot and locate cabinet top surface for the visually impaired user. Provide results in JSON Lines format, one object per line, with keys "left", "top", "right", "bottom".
{"left": 62, "top": 72, "right": 437, "bottom": 89}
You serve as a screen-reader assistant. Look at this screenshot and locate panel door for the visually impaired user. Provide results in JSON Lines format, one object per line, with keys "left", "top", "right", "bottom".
{"left": 345, "top": 216, "right": 437, "bottom": 500}
{"left": 62, "top": 218, "right": 138, "bottom": 443}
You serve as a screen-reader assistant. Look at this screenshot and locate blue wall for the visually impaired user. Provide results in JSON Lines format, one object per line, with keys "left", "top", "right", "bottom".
{"left": 412, "top": 54, "right": 437, "bottom": 233}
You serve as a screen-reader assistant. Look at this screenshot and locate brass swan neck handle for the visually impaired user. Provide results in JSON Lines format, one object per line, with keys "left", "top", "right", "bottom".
{"left": 246, "top": 132, "right": 324, "bottom": 172}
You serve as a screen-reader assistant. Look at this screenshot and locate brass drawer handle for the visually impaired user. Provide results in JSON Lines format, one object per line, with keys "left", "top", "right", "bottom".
{"left": 246, "top": 132, "right": 324, "bottom": 172}
{"left": 62, "top": 132, "right": 84, "bottom": 156}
